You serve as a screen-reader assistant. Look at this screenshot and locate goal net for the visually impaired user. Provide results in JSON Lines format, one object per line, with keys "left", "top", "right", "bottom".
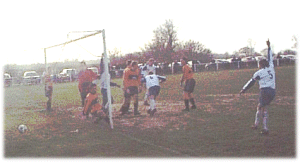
{"left": 44, "top": 30, "right": 114, "bottom": 129}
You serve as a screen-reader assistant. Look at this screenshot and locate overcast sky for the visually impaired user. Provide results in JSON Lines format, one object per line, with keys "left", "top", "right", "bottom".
{"left": 1, "top": 0, "right": 299, "bottom": 65}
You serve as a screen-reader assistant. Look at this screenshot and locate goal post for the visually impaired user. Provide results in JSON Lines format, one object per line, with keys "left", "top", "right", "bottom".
{"left": 102, "top": 29, "right": 114, "bottom": 129}
{"left": 43, "top": 29, "right": 114, "bottom": 129}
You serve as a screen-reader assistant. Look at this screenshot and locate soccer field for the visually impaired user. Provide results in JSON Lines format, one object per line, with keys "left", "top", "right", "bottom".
{"left": 4, "top": 66, "right": 295, "bottom": 157}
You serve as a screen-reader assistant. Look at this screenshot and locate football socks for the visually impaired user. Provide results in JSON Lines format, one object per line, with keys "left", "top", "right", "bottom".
{"left": 263, "top": 111, "right": 268, "bottom": 130}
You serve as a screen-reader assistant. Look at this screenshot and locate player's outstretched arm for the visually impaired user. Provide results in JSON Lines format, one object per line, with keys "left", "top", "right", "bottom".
{"left": 266, "top": 39, "right": 274, "bottom": 68}
{"left": 158, "top": 75, "right": 166, "bottom": 83}
{"left": 240, "top": 78, "right": 256, "bottom": 95}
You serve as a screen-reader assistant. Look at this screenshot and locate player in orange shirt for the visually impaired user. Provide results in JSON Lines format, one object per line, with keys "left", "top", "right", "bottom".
{"left": 119, "top": 61, "right": 142, "bottom": 115}
{"left": 44, "top": 67, "right": 53, "bottom": 112}
{"left": 78, "top": 61, "right": 98, "bottom": 107}
{"left": 82, "top": 83, "right": 109, "bottom": 124}
{"left": 180, "top": 57, "right": 197, "bottom": 111}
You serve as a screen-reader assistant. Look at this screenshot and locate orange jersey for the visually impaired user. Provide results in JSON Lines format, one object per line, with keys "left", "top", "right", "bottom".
{"left": 182, "top": 64, "right": 194, "bottom": 81}
{"left": 123, "top": 68, "right": 141, "bottom": 88}
{"left": 78, "top": 69, "right": 98, "bottom": 92}
{"left": 83, "top": 93, "right": 102, "bottom": 114}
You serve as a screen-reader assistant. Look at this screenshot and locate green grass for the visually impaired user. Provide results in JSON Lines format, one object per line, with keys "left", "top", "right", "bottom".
{"left": 4, "top": 66, "right": 295, "bottom": 157}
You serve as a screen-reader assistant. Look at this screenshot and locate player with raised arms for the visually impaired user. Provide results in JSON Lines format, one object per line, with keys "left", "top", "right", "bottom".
{"left": 239, "top": 39, "right": 276, "bottom": 135}
{"left": 141, "top": 71, "right": 166, "bottom": 116}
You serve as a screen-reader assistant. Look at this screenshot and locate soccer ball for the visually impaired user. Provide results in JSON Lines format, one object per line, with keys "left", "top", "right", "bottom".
{"left": 18, "top": 124, "right": 28, "bottom": 133}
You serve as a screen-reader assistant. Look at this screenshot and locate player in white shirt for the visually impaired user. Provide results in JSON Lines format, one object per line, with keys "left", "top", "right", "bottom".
{"left": 141, "top": 58, "right": 157, "bottom": 106}
{"left": 99, "top": 72, "right": 120, "bottom": 112}
{"left": 141, "top": 72, "right": 166, "bottom": 116}
{"left": 239, "top": 39, "right": 276, "bottom": 135}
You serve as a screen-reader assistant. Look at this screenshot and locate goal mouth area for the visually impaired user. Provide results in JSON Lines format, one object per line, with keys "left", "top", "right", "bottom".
{"left": 44, "top": 29, "right": 114, "bottom": 129}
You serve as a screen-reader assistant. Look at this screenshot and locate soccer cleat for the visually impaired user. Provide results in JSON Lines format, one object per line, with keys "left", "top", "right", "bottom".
{"left": 191, "top": 105, "right": 196, "bottom": 109}
{"left": 150, "top": 109, "right": 157, "bottom": 117}
{"left": 251, "top": 125, "right": 258, "bottom": 130}
{"left": 144, "top": 101, "right": 150, "bottom": 106}
{"left": 260, "top": 129, "right": 269, "bottom": 135}
{"left": 182, "top": 108, "right": 190, "bottom": 112}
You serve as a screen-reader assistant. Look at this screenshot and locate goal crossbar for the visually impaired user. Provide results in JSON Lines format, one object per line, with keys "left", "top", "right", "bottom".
{"left": 45, "top": 30, "right": 102, "bottom": 49}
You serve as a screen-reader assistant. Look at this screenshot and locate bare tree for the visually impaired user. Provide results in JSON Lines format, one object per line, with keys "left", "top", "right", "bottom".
{"left": 176, "top": 40, "right": 211, "bottom": 61}
{"left": 239, "top": 47, "right": 252, "bottom": 56}
{"left": 142, "top": 19, "right": 178, "bottom": 63}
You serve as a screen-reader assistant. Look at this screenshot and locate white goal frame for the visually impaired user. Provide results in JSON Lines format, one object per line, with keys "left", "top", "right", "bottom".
{"left": 44, "top": 29, "right": 114, "bottom": 129}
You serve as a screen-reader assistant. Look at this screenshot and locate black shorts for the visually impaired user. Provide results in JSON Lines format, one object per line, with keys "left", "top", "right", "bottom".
{"left": 148, "top": 86, "right": 160, "bottom": 97}
{"left": 124, "top": 86, "right": 139, "bottom": 97}
{"left": 259, "top": 87, "right": 276, "bottom": 107}
{"left": 184, "top": 78, "right": 196, "bottom": 93}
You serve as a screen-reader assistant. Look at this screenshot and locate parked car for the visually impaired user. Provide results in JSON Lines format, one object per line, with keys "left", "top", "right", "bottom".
{"left": 215, "top": 59, "right": 230, "bottom": 64}
{"left": 22, "top": 71, "right": 41, "bottom": 85}
{"left": 58, "top": 69, "right": 77, "bottom": 82}
{"left": 241, "top": 57, "right": 256, "bottom": 62}
{"left": 4, "top": 73, "right": 12, "bottom": 87}
{"left": 281, "top": 55, "right": 296, "bottom": 60}
{"left": 255, "top": 56, "right": 266, "bottom": 61}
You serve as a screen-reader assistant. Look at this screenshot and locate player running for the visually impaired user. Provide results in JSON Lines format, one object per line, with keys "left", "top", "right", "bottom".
{"left": 141, "top": 58, "right": 157, "bottom": 106}
{"left": 141, "top": 71, "right": 166, "bottom": 116}
{"left": 180, "top": 57, "right": 197, "bottom": 111}
{"left": 239, "top": 39, "right": 276, "bottom": 135}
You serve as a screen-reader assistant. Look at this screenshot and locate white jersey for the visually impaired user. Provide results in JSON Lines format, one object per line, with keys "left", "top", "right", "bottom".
{"left": 99, "top": 73, "right": 110, "bottom": 89}
{"left": 143, "top": 75, "right": 166, "bottom": 89}
{"left": 243, "top": 48, "right": 275, "bottom": 90}
{"left": 254, "top": 48, "right": 275, "bottom": 89}
{"left": 142, "top": 64, "right": 157, "bottom": 76}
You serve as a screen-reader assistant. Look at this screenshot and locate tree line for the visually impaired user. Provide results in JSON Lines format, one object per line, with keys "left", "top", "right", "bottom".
{"left": 109, "top": 19, "right": 213, "bottom": 68}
